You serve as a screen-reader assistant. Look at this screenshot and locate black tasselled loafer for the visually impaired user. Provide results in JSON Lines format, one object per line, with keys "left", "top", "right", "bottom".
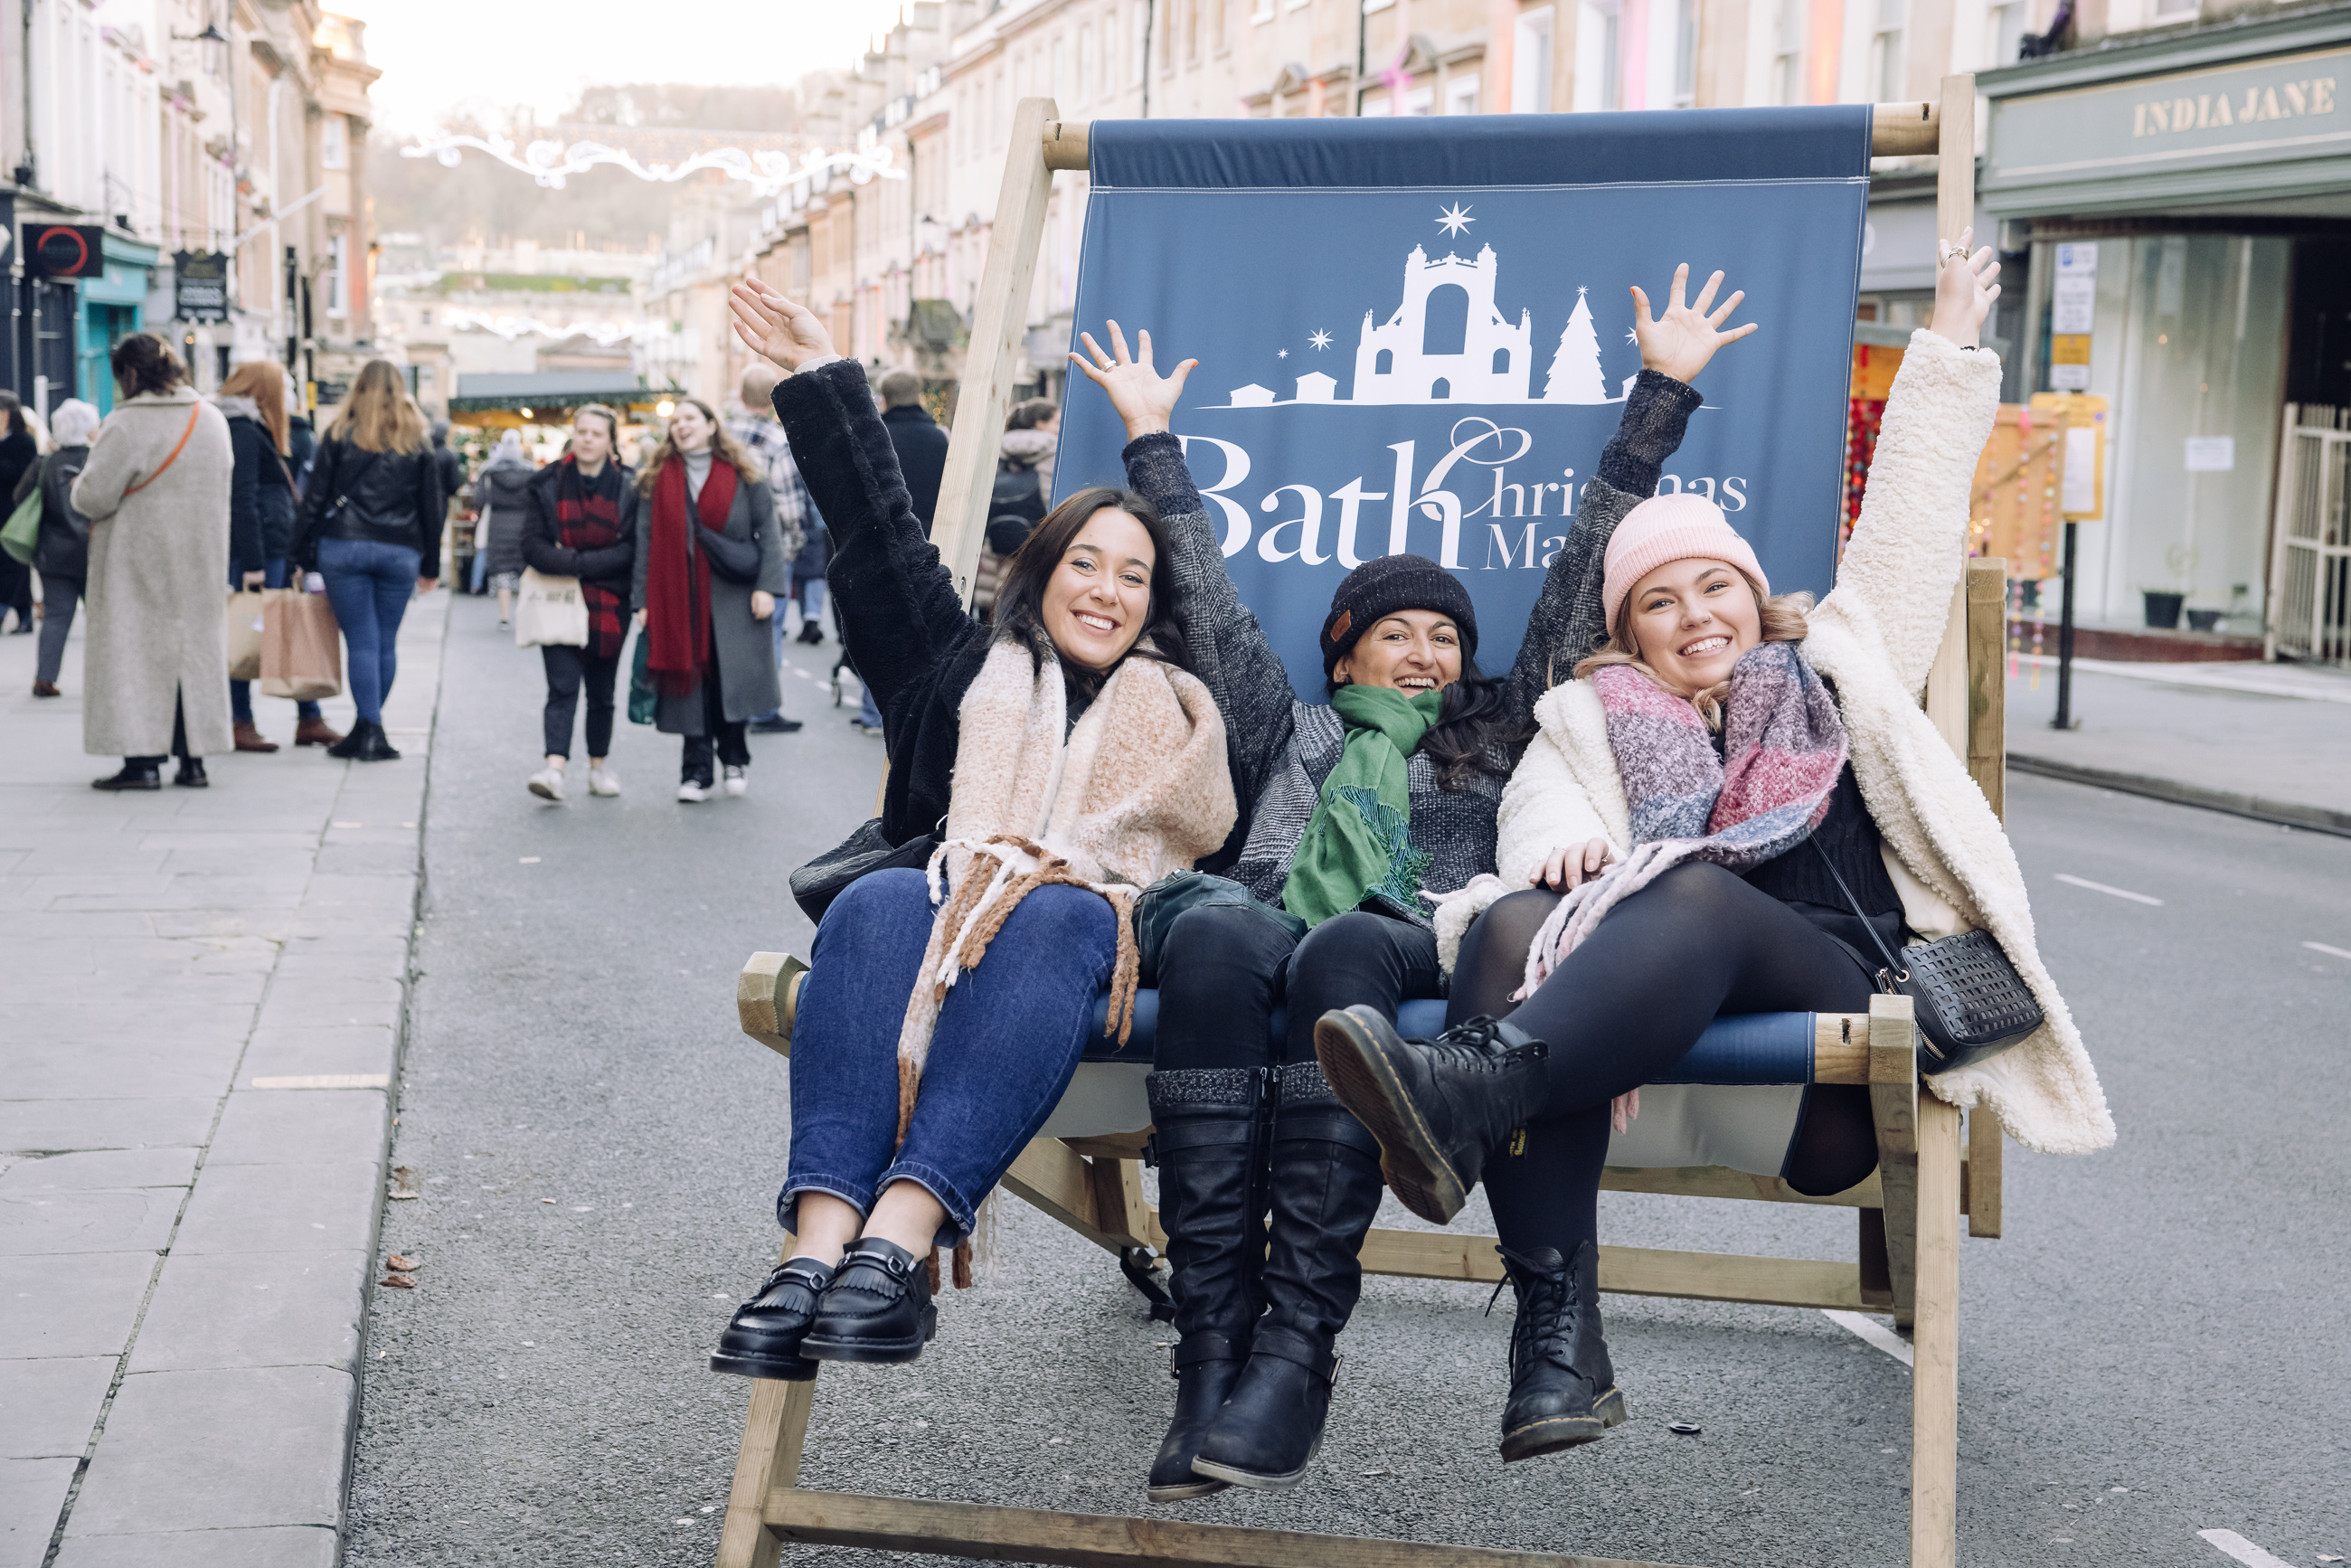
{"left": 800, "top": 1236, "right": 938, "bottom": 1365}
{"left": 710, "top": 1258, "right": 836, "bottom": 1382}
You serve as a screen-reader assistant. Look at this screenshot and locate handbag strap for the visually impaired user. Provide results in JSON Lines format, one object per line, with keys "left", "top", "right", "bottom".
{"left": 122, "top": 404, "right": 203, "bottom": 497}
{"left": 1807, "top": 837, "right": 1909, "bottom": 983}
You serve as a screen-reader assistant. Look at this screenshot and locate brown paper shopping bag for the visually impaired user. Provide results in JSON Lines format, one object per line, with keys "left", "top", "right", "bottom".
{"left": 260, "top": 589, "right": 344, "bottom": 701}
{"left": 225, "top": 590, "right": 268, "bottom": 681}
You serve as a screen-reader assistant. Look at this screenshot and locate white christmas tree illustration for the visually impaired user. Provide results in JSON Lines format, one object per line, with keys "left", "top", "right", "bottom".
{"left": 1541, "top": 288, "right": 1610, "bottom": 404}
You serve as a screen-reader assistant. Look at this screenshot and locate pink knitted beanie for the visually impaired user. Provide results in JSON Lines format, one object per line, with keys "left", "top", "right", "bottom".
{"left": 1600, "top": 492, "right": 1770, "bottom": 629}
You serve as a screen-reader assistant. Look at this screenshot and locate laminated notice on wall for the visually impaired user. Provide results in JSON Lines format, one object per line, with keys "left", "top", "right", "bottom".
{"left": 1057, "top": 110, "right": 1872, "bottom": 694}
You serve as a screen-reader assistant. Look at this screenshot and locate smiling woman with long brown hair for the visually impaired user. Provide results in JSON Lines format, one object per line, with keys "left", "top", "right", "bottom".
{"left": 702, "top": 276, "right": 1233, "bottom": 1386}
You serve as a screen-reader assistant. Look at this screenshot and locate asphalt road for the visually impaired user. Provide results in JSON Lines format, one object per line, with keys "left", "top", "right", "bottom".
{"left": 345, "top": 592, "right": 2350, "bottom": 1568}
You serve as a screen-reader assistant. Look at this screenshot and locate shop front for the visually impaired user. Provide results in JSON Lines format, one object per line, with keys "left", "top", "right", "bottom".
{"left": 75, "top": 232, "right": 162, "bottom": 414}
{"left": 1979, "top": 10, "right": 2351, "bottom": 657}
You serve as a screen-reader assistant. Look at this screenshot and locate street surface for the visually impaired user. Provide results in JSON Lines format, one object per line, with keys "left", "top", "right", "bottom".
{"left": 342, "top": 593, "right": 2348, "bottom": 1568}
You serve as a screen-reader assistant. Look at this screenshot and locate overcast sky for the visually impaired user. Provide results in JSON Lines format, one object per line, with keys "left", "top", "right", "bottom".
{"left": 341, "top": 0, "right": 916, "bottom": 135}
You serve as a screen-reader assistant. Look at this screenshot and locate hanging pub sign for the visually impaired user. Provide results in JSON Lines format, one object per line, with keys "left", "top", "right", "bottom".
{"left": 25, "top": 224, "right": 107, "bottom": 279}
{"left": 174, "top": 250, "right": 231, "bottom": 322}
{"left": 1056, "top": 110, "right": 1872, "bottom": 691}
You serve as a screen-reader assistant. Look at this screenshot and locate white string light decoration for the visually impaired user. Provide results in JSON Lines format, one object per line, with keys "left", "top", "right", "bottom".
{"left": 398, "top": 135, "right": 905, "bottom": 193}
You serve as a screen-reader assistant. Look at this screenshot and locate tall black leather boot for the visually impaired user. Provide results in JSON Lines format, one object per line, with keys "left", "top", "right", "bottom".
{"left": 1495, "top": 1239, "right": 1627, "bottom": 1461}
{"left": 1190, "top": 1063, "right": 1384, "bottom": 1493}
{"left": 1313, "top": 1007, "right": 1551, "bottom": 1224}
{"left": 1143, "top": 1067, "right": 1273, "bottom": 1504}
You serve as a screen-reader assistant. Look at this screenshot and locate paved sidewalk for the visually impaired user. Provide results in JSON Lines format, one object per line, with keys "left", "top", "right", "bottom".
{"left": 2005, "top": 655, "right": 2351, "bottom": 833}
{"left": 1, "top": 590, "right": 446, "bottom": 1568}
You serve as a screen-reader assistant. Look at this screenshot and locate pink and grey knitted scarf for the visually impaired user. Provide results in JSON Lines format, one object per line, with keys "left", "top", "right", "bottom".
{"left": 1521, "top": 640, "right": 1848, "bottom": 998}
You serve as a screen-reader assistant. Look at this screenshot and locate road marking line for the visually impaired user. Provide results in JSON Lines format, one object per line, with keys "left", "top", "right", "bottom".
{"left": 2055, "top": 873, "right": 2165, "bottom": 906}
{"left": 252, "top": 1074, "right": 392, "bottom": 1090}
{"left": 2304, "top": 940, "right": 2351, "bottom": 961}
{"left": 1823, "top": 1310, "right": 1913, "bottom": 1367}
{"left": 2199, "top": 1528, "right": 2296, "bottom": 1568}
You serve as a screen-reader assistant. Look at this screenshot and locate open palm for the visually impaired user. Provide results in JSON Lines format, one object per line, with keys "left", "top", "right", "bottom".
{"left": 729, "top": 275, "right": 837, "bottom": 372}
{"left": 1068, "top": 321, "right": 1196, "bottom": 440}
{"left": 1631, "top": 265, "right": 1758, "bottom": 385}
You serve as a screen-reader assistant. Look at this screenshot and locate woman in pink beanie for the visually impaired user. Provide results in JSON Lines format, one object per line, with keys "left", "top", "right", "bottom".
{"left": 1317, "top": 234, "right": 2114, "bottom": 1466}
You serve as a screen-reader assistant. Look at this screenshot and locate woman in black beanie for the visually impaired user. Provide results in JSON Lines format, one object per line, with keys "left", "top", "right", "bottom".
{"left": 1066, "top": 264, "right": 1756, "bottom": 1503}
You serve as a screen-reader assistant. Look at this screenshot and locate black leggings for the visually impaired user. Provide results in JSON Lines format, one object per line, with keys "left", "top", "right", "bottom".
{"left": 1449, "top": 864, "right": 1882, "bottom": 1264}
{"left": 1154, "top": 903, "right": 1441, "bottom": 1071}
{"left": 542, "top": 644, "right": 622, "bottom": 760}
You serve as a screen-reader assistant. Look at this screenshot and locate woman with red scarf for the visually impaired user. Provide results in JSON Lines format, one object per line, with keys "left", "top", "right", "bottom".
{"left": 520, "top": 404, "right": 638, "bottom": 801}
{"left": 629, "top": 397, "right": 790, "bottom": 801}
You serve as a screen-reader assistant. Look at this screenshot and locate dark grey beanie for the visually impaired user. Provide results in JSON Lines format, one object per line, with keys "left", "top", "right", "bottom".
{"left": 1319, "top": 553, "right": 1478, "bottom": 676}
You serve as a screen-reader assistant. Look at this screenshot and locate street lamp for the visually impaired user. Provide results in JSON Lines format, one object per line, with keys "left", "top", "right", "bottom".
{"left": 655, "top": 399, "right": 675, "bottom": 417}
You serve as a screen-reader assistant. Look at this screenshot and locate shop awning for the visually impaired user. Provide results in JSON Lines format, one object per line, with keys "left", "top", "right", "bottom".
{"left": 447, "top": 371, "right": 672, "bottom": 421}
{"left": 1978, "top": 10, "right": 2351, "bottom": 218}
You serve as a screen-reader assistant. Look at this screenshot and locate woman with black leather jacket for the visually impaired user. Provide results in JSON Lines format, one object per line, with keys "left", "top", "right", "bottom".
{"left": 290, "top": 359, "right": 443, "bottom": 762}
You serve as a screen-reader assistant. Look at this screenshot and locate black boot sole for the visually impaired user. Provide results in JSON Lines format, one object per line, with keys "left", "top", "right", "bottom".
{"left": 1312, "top": 1011, "right": 1468, "bottom": 1226}
{"left": 1146, "top": 1477, "right": 1231, "bottom": 1504}
{"left": 1499, "top": 1386, "right": 1628, "bottom": 1462}
{"left": 1187, "top": 1435, "right": 1323, "bottom": 1493}
{"left": 708, "top": 1349, "right": 818, "bottom": 1382}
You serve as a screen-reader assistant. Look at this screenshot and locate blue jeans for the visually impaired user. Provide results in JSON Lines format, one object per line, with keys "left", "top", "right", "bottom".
{"left": 316, "top": 536, "right": 419, "bottom": 724}
{"left": 857, "top": 683, "right": 882, "bottom": 730}
{"left": 469, "top": 548, "right": 487, "bottom": 594}
{"left": 779, "top": 868, "right": 1116, "bottom": 1249}
{"left": 230, "top": 558, "right": 322, "bottom": 724}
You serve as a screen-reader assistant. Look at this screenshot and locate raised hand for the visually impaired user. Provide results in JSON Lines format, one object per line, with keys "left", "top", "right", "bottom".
{"left": 1929, "top": 228, "right": 2000, "bottom": 350}
{"left": 1067, "top": 321, "right": 1196, "bottom": 442}
{"left": 728, "top": 275, "right": 838, "bottom": 373}
{"left": 1630, "top": 264, "right": 1758, "bottom": 385}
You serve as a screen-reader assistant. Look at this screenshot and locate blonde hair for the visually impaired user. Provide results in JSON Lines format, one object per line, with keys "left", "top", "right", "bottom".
{"left": 220, "top": 361, "right": 290, "bottom": 455}
{"left": 634, "top": 397, "right": 759, "bottom": 495}
{"left": 324, "top": 359, "right": 430, "bottom": 454}
{"left": 1573, "top": 567, "right": 1814, "bottom": 730}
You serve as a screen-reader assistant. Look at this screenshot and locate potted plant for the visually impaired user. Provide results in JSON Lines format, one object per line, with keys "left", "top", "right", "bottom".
{"left": 2142, "top": 590, "right": 2186, "bottom": 629}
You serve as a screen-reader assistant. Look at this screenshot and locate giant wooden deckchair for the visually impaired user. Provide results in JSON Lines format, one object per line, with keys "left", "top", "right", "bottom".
{"left": 718, "top": 76, "right": 2005, "bottom": 1568}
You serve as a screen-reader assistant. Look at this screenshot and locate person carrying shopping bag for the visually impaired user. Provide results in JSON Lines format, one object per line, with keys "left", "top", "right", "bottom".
{"left": 69, "top": 335, "right": 235, "bottom": 789}
{"left": 289, "top": 359, "right": 443, "bottom": 762}
{"left": 628, "top": 396, "right": 788, "bottom": 802}
{"left": 219, "top": 361, "right": 338, "bottom": 752}
{"left": 520, "top": 404, "right": 637, "bottom": 801}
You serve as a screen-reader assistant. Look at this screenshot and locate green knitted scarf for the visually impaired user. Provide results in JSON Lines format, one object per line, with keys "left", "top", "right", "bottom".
{"left": 1279, "top": 684, "right": 1445, "bottom": 928}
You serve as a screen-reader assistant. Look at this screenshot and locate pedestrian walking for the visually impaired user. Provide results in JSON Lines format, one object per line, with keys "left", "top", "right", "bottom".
{"left": 0, "top": 391, "right": 39, "bottom": 633}
{"left": 973, "top": 395, "right": 1058, "bottom": 617}
{"left": 474, "top": 430, "right": 535, "bottom": 625}
{"left": 16, "top": 399, "right": 99, "bottom": 698}
{"left": 707, "top": 276, "right": 1233, "bottom": 1382}
{"left": 520, "top": 404, "right": 636, "bottom": 801}
{"left": 219, "top": 361, "right": 339, "bottom": 753}
{"left": 290, "top": 359, "right": 443, "bottom": 763}
{"left": 68, "top": 334, "right": 235, "bottom": 791}
{"left": 430, "top": 420, "right": 473, "bottom": 593}
{"left": 875, "top": 370, "right": 949, "bottom": 533}
{"left": 629, "top": 395, "right": 788, "bottom": 802}
{"left": 725, "top": 362, "right": 811, "bottom": 735}
{"left": 792, "top": 518, "right": 828, "bottom": 643}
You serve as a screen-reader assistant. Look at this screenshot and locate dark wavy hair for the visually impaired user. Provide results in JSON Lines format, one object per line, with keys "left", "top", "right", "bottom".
{"left": 992, "top": 485, "right": 1194, "bottom": 702}
{"left": 111, "top": 333, "right": 187, "bottom": 400}
{"left": 1327, "top": 651, "right": 1527, "bottom": 792}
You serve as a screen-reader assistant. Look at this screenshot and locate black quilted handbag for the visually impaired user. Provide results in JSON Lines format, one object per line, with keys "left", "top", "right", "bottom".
{"left": 1810, "top": 842, "right": 2044, "bottom": 1075}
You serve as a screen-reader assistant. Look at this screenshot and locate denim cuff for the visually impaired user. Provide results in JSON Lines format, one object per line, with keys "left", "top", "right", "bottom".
{"left": 873, "top": 1157, "right": 977, "bottom": 1250}
{"left": 775, "top": 1175, "right": 872, "bottom": 1237}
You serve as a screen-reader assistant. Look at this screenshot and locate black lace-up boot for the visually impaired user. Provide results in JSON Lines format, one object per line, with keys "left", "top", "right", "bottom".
{"left": 1143, "top": 1068, "right": 1274, "bottom": 1503}
{"left": 1493, "top": 1240, "right": 1626, "bottom": 1461}
{"left": 1313, "top": 1007, "right": 1550, "bottom": 1224}
{"left": 800, "top": 1237, "right": 937, "bottom": 1364}
{"left": 710, "top": 1257, "right": 836, "bottom": 1381}
{"left": 1190, "top": 1063, "right": 1385, "bottom": 1493}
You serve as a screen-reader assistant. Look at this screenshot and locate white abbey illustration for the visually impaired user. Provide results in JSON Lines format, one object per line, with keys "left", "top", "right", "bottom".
{"left": 1219, "top": 233, "right": 1621, "bottom": 408}
{"left": 1353, "top": 244, "right": 1533, "bottom": 404}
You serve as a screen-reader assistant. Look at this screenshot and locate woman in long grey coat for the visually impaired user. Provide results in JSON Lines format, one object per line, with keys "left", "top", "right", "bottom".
{"left": 71, "top": 334, "right": 235, "bottom": 790}
{"left": 629, "top": 396, "right": 788, "bottom": 802}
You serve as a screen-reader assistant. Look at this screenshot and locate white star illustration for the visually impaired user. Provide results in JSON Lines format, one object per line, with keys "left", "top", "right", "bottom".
{"left": 1436, "top": 202, "right": 1474, "bottom": 237}
{"left": 1308, "top": 329, "right": 1333, "bottom": 350}
{"left": 1277, "top": 348, "right": 1289, "bottom": 358}
{"left": 1626, "top": 327, "right": 1639, "bottom": 345}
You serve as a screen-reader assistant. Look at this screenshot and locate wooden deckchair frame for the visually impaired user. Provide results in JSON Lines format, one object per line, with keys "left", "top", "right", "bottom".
{"left": 719, "top": 77, "right": 2001, "bottom": 1568}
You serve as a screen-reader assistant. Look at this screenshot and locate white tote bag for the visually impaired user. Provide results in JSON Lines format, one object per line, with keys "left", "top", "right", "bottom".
{"left": 514, "top": 567, "right": 588, "bottom": 648}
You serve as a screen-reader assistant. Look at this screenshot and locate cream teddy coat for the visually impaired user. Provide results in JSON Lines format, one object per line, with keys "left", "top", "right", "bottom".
{"left": 70, "top": 387, "right": 236, "bottom": 759}
{"left": 1449, "top": 330, "right": 2114, "bottom": 1158}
